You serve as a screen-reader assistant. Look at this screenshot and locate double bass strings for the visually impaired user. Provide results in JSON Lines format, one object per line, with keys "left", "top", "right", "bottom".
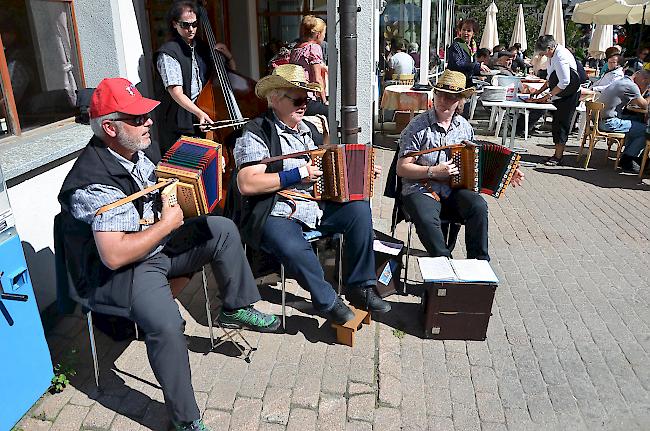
{"left": 198, "top": 6, "right": 242, "bottom": 123}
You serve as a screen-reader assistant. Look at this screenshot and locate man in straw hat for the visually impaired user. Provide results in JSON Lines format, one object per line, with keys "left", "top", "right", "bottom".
{"left": 56, "top": 77, "right": 279, "bottom": 431}
{"left": 234, "top": 64, "right": 391, "bottom": 324}
{"left": 395, "top": 70, "right": 524, "bottom": 260}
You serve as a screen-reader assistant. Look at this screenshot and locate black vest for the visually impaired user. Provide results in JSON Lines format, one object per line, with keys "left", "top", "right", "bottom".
{"left": 226, "top": 111, "right": 322, "bottom": 249}
{"left": 155, "top": 35, "right": 212, "bottom": 137}
{"left": 55, "top": 136, "right": 146, "bottom": 317}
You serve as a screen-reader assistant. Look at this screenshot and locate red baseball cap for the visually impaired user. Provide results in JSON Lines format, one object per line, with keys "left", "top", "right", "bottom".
{"left": 89, "top": 77, "right": 160, "bottom": 119}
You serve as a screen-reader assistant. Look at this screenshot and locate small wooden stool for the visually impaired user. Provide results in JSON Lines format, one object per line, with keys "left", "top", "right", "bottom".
{"left": 331, "top": 306, "right": 371, "bottom": 347}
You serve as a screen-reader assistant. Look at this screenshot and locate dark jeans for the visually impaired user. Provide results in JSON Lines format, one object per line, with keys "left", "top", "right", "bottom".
{"left": 130, "top": 216, "right": 260, "bottom": 423}
{"left": 260, "top": 201, "right": 376, "bottom": 312}
{"left": 402, "top": 189, "right": 489, "bottom": 260}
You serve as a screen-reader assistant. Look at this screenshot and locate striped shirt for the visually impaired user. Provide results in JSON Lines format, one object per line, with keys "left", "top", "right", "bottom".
{"left": 398, "top": 109, "right": 475, "bottom": 199}
{"left": 69, "top": 149, "right": 165, "bottom": 258}
{"left": 235, "top": 113, "right": 323, "bottom": 228}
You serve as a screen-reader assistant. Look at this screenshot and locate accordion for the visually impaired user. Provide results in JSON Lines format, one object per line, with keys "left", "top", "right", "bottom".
{"left": 311, "top": 144, "right": 375, "bottom": 202}
{"left": 155, "top": 136, "right": 223, "bottom": 218}
{"left": 449, "top": 141, "right": 520, "bottom": 198}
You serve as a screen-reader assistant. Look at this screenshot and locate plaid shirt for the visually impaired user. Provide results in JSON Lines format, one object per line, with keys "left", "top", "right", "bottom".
{"left": 234, "top": 114, "right": 323, "bottom": 228}
{"left": 69, "top": 149, "right": 165, "bottom": 259}
{"left": 398, "top": 109, "right": 474, "bottom": 199}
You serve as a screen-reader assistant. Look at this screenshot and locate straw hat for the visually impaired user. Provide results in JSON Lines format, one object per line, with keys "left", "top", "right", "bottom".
{"left": 434, "top": 70, "right": 475, "bottom": 98}
{"left": 255, "top": 64, "right": 322, "bottom": 98}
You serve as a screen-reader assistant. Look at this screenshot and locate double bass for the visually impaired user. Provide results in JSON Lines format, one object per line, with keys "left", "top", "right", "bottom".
{"left": 194, "top": 4, "right": 267, "bottom": 206}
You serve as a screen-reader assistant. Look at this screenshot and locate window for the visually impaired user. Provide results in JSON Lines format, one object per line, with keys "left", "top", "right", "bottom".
{"left": 257, "top": 0, "right": 326, "bottom": 75}
{"left": 0, "top": 0, "right": 84, "bottom": 138}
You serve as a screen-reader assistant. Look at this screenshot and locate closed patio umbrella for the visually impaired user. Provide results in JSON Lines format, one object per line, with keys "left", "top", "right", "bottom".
{"left": 540, "top": 0, "right": 565, "bottom": 46}
{"left": 480, "top": 2, "right": 499, "bottom": 50}
{"left": 588, "top": 24, "right": 614, "bottom": 59}
{"left": 510, "top": 4, "right": 528, "bottom": 52}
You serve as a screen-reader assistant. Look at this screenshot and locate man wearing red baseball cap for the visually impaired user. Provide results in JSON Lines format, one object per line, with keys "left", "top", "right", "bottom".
{"left": 56, "top": 77, "right": 279, "bottom": 431}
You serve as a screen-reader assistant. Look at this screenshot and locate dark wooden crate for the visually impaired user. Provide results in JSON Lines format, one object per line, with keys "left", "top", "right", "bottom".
{"left": 421, "top": 281, "right": 497, "bottom": 340}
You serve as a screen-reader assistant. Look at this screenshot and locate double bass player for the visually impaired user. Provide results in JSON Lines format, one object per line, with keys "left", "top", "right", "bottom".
{"left": 154, "top": 0, "right": 236, "bottom": 153}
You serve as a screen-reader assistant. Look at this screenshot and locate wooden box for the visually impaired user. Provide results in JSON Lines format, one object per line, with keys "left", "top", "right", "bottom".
{"left": 421, "top": 281, "right": 497, "bottom": 340}
{"left": 373, "top": 230, "right": 404, "bottom": 298}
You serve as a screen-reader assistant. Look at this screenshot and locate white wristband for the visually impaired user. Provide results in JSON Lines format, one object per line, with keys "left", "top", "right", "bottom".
{"left": 299, "top": 165, "right": 310, "bottom": 179}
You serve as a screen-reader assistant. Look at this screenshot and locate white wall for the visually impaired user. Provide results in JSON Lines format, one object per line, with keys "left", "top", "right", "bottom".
{"left": 228, "top": 0, "right": 260, "bottom": 79}
{"left": 7, "top": 159, "right": 76, "bottom": 312}
{"left": 74, "top": 0, "right": 145, "bottom": 86}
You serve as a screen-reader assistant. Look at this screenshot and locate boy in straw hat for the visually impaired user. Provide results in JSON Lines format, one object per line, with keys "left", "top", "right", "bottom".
{"left": 233, "top": 64, "right": 391, "bottom": 324}
{"left": 395, "top": 70, "right": 524, "bottom": 261}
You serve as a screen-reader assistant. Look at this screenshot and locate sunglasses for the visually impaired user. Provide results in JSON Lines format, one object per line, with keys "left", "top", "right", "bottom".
{"left": 283, "top": 94, "right": 309, "bottom": 107}
{"left": 113, "top": 114, "right": 151, "bottom": 126}
{"left": 178, "top": 20, "right": 199, "bottom": 29}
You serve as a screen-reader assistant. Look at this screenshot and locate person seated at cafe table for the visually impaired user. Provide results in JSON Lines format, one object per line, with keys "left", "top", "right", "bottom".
{"left": 597, "top": 69, "right": 650, "bottom": 173}
{"left": 492, "top": 51, "right": 516, "bottom": 76}
{"left": 589, "top": 54, "right": 624, "bottom": 93}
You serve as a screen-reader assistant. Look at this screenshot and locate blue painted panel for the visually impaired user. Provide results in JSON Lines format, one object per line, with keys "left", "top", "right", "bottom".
{"left": 0, "top": 228, "right": 54, "bottom": 430}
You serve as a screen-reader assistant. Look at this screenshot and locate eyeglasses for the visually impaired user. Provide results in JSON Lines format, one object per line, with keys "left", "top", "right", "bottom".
{"left": 283, "top": 94, "right": 309, "bottom": 107}
{"left": 178, "top": 20, "right": 199, "bottom": 29}
{"left": 113, "top": 114, "right": 151, "bottom": 126}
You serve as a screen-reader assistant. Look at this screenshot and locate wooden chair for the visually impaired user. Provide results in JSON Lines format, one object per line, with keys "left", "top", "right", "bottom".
{"left": 577, "top": 101, "right": 626, "bottom": 170}
{"left": 639, "top": 137, "right": 650, "bottom": 180}
{"left": 392, "top": 73, "right": 415, "bottom": 85}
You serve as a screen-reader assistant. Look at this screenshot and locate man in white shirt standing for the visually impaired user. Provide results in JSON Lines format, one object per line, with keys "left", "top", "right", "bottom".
{"left": 529, "top": 35, "right": 582, "bottom": 166}
{"left": 388, "top": 39, "right": 416, "bottom": 79}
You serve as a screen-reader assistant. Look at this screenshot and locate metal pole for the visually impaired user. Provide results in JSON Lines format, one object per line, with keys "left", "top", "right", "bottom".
{"left": 419, "top": 0, "right": 432, "bottom": 86}
{"left": 340, "top": 0, "right": 360, "bottom": 144}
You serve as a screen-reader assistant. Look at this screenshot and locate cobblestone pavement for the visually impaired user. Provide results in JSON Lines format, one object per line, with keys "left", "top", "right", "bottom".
{"left": 18, "top": 113, "right": 650, "bottom": 431}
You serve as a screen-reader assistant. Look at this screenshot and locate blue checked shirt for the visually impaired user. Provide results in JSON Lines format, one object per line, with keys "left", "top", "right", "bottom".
{"left": 234, "top": 114, "right": 323, "bottom": 229}
{"left": 157, "top": 48, "right": 202, "bottom": 101}
{"left": 69, "top": 149, "right": 165, "bottom": 259}
{"left": 398, "top": 109, "right": 475, "bottom": 199}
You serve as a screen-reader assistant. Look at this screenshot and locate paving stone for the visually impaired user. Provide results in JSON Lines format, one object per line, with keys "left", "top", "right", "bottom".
{"left": 452, "top": 402, "right": 480, "bottom": 431}
{"left": 260, "top": 387, "right": 291, "bottom": 425}
{"left": 348, "top": 382, "right": 374, "bottom": 396}
{"left": 317, "top": 394, "right": 347, "bottom": 431}
{"left": 287, "top": 408, "right": 317, "bottom": 431}
{"left": 476, "top": 392, "right": 505, "bottom": 423}
{"left": 345, "top": 419, "right": 373, "bottom": 431}
{"left": 203, "top": 408, "right": 231, "bottom": 430}
{"left": 82, "top": 396, "right": 119, "bottom": 429}
{"left": 229, "top": 397, "right": 262, "bottom": 431}
{"left": 372, "top": 407, "right": 401, "bottom": 431}
{"left": 378, "top": 373, "right": 401, "bottom": 408}
{"left": 31, "top": 390, "right": 75, "bottom": 421}
{"left": 16, "top": 416, "right": 53, "bottom": 431}
{"left": 428, "top": 416, "right": 455, "bottom": 431}
{"left": 347, "top": 394, "right": 375, "bottom": 422}
{"left": 110, "top": 413, "right": 143, "bottom": 431}
{"left": 292, "top": 375, "right": 322, "bottom": 409}
{"left": 470, "top": 366, "right": 498, "bottom": 394}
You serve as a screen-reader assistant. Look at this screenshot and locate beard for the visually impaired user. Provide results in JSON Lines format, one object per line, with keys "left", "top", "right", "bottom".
{"left": 115, "top": 125, "right": 150, "bottom": 153}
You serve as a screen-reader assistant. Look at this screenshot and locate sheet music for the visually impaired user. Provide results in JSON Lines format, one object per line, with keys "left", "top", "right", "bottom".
{"left": 418, "top": 257, "right": 499, "bottom": 283}
{"left": 418, "top": 257, "right": 457, "bottom": 281}
{"left": 449, "top": 259, "right": 499, "bottom": 283}
{"left": 373, "top": 239, "right": 402, "bottom": 256}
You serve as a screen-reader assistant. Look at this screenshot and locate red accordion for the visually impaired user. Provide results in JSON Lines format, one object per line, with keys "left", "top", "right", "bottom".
{"left": 311, "top": 144, "right": 375, "bottom": 202}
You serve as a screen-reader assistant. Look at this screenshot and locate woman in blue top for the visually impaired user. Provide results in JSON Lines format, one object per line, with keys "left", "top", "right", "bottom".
{"left": 446, "top": 18, "right": 491, "bottom": 117}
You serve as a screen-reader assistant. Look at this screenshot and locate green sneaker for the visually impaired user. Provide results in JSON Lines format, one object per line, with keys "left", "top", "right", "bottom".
{"left": 218, "top": 306, "right": 281, "bottom": 333}
{"left": 174, "top": 419, "right": 211, "bottom": 431}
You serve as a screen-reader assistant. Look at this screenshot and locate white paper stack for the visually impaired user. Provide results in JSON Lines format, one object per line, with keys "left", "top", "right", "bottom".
{"left": 418, "top": 257, "right": 498, "bottom": 283}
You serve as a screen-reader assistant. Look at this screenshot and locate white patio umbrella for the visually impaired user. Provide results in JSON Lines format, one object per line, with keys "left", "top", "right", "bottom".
{"left": 588, "top": 24, "right": 614, "bottom": 59}
{"left": 480, "top": 2, "right": 499, "bottom": 50}
{"left": 572, "top": 0, "right": 650, "bottom": 25}
{"left": 539, "top": 0, "right": 565, "bottom": 46}
{"left": 510, "top": 4, "right": 528, "bottom": 52}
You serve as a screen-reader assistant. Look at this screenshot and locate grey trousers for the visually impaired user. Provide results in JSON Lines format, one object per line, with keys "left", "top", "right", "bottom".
{"left": 130, "top": 216, "right": 260, "bottom": 423}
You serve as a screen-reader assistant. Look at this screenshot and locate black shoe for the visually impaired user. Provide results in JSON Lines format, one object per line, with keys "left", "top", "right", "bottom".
{"left": 346, "top": 287, "right": 392, "bottom": 313}
{"left": 620, "top": 155, "right": 641, "bottom": 174}
{"left": 324, "top": 297, "right": 355, "bottom": 324}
